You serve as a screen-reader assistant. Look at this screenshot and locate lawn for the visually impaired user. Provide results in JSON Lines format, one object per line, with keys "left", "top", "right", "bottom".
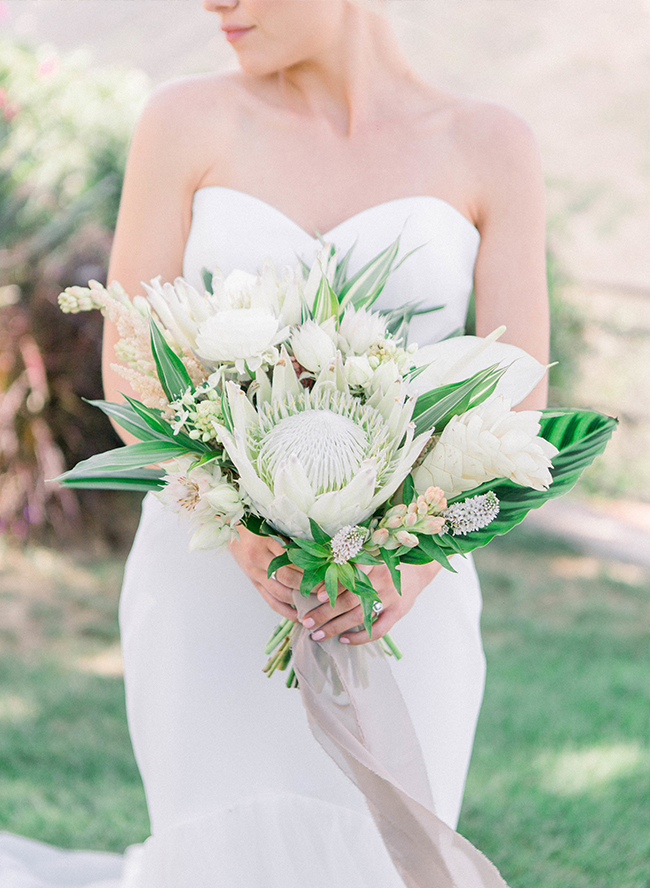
{"left": 0, "top": 524, "right": 648, "bottom": 886}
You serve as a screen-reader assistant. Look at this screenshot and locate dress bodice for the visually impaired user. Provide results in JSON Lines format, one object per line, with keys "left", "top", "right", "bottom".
{"left": 182, "top": 187, "right": 481, "bottom": 346}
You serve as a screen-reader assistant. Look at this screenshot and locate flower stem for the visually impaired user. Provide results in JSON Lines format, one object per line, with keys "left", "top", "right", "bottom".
{"left": 264, "top": 617, "right": 294, "bottom": 655}
{"left": 382, "top": 632, "right": 403, "bottom": 660}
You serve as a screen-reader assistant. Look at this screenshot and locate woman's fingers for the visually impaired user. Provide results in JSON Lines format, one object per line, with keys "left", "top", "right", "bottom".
{"left": 301, "top": 589, "right": 359, "bottom": 630}
{"left": 255, "top": 582, "right": 298, "bottom": 621}
{"left": 339, "top": 610, "right": 393, "bottom": 645}
{"left": 274, "top": 564, "right": 303, "bottom": 590}
{"left": 308, "top": 604, "right": 365, "bottom": 642}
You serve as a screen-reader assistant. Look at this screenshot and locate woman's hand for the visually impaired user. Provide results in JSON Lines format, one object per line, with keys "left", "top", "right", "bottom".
{"left": 300, "top": 561, "right": 442, "bottom": 644}
{"left": 228, "top": 526, "right": 303, "bottom": 621}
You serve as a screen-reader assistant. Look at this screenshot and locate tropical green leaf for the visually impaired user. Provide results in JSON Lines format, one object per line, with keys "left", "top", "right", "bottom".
{"left": 402, "top": 473, "right": 415, "bottom": 505}
{"left": 202, "top": 268, "right": 214, "bottom": 294}
{"left": 333, "top": 239, "right": 357, "bottom": 291}
{"left": 122, "top": 395, "right": 209, "bottom": 452}
{"left": 55, "top": 469, "right": 165, "bottom": 491}
{"left": 309, "top": 519, "right": 331, "bottom": 546}
{"left": 337, "top": 561, "right": 357, "bottom": 591}
{"left": 55, "top": 440, "right": 193, "bottom": 484}
{"left": 149, "top": 316, "right": 194, "bottom": 402}
{"left": 312, "top": 273, "right": 339, "bottom": 324}
{"left": 292, "top": 538, "right": 330, "bottom": 558}
{"left": 380, "top": 302, "right": 443, "bottom": 346}
{"left": 325, "top": 563, "right": 339, "bottom": 607}
{"left": 267, "top": 552, "right": 291, "bottom": 579}
{"left": 379, "top": 547, "right": 402, "bottom": 594}
{"left": 444, "top": 409, "right": 618, "bottom": 553}
{"left": 413, "top": 365, "right": 505, "bottom": 435}
{"left": 288, "top": 548, "right": 322, "bottom": 571}
{"left": 415, "top": 533, "right": 458, "bottom": 572}
{"left": 85, "top": 399, "right": 168, "bottom": 443}
{"left": 337, "top": 235, "right": 401, "bottom": 311}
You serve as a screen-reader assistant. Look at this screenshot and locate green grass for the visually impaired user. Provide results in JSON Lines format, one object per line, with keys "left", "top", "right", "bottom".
{"left": 459, "top": 528, "right": 650, "bottom": 888}
{"left": 0, "top": 528, "right": 648, "bottom": 887}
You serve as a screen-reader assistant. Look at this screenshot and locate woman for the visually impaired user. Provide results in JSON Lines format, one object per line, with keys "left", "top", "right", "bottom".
{"left": 1, "top": 1, "right": 549, "bottom": 885}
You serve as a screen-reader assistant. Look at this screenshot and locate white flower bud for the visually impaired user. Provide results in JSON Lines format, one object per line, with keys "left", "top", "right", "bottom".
{"left": 290, "top": 319, "right": 338, "bottom": 372}
{"left": 338, "top": 306, "right": 387, "bottom": 355}
{"left": 343, "top": 355, "right": 374, "bottom": 386}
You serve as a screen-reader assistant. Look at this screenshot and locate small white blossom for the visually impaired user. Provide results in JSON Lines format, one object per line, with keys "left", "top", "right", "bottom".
{"left": 338, "top": 306, "right": 387, "bottom": 356}
{"left": 330, "top": 525, "right": 367, "bottom": 564}
{"left": 442, "top": 491, "right": 500, "bottom": 536}
{"left": 290, "top": 319, "right": 337, "bottom": 372}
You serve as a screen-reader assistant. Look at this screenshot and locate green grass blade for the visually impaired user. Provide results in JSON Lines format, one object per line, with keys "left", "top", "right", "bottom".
{"left": 55, "top": 470, "right": 166, "bottom": 491}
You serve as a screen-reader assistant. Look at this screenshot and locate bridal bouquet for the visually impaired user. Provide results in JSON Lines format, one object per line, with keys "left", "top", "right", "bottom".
{"left": 56, "top": 237, "right": 616, "bottom": 685}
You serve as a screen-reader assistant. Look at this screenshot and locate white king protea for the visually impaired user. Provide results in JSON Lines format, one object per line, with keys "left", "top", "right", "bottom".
{"left": 213, "top": 349, "right": 431, "bottom": 539}
{"left": 413, "top": 394, "right": 558, "bottom": 497}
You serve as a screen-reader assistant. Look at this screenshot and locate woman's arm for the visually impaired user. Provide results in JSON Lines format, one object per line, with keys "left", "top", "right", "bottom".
{"left": 469, "top": 103, "right": 550, "bottom": 411}
{"left": 104, "top": 84, "right": 200, "bottom": 428}
{"left": 105, "top": 81, "right": 303, "bottom": 614}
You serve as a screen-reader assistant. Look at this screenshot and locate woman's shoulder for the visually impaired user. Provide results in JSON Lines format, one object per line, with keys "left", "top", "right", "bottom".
{"left": 139, "top": 71, "right": 251, "bottom": 129}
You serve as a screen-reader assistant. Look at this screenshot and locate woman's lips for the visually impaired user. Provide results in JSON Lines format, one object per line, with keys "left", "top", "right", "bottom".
{"left": 221, "top": 25, "right": 254, "bottom": 43}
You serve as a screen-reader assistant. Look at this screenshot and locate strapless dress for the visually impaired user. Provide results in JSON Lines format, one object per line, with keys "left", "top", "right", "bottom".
{"left": 0, "top": 188, "right": 486, "bottom": 888}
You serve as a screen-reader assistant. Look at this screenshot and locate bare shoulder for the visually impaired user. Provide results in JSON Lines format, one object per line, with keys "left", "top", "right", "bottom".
{"left": 129, "top": 72, "right": 251, "bottom": 190}
{"left": 448, "top": 97, "right": 545, "bottom": 222}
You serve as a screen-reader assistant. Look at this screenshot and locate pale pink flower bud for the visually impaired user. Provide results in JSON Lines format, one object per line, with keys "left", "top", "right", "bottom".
{"left": 404, "top": 512, "right": 418, "bottom": 527}
{"left": 417, "top": 500, "right": 429, "bottom": 517}
{"left": 421, "top": 515, "right": 446, "bottom": 534}
{"left": 387, "top": 503, "right": 408, "bottom": 518}
{"left": 425, "top": 486, "right": 446, "bottom": 508}
{"left": 372, "top": 527, "right": 390, "bottom": 546}
{"left": 395, "top": 529, "right": 419, "bottom": 548}
{"left": 385, "top": 515, "right": 404, "bottom": 529}
{"left": 407, "top": 502, "right": 417, "bottom": 514}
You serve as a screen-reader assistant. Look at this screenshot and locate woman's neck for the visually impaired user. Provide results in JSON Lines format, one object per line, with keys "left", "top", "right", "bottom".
{"left": 273, "top": 6, "right": 417, "bottom": 136}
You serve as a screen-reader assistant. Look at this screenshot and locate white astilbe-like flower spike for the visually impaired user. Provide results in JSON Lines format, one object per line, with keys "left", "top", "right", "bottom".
{"left": 330, "top": 525, "right": 367, "bottom": 564}
{"left": 442, "top": 491, "right": 500, "bottom": 536}
{"left": 412, "top": 394, "right": 558, "bottom": 497}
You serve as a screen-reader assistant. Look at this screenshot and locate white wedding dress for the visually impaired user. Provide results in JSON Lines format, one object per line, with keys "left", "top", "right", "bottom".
{"left": 0, "top": 189, "right": 485, "bottom": 888}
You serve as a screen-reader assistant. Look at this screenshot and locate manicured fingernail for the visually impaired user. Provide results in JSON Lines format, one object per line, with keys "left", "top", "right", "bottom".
{"left": 311, "top": 630, "right": 325, "bottom": 641}
{"left": 339, "top": 636, "right": 350, "bottom": 644}
{"left": 317, "top": 590, "right": 328, "bottom": 602}
{"left": 302, "top": 617, "right": 315, "bottom": 628}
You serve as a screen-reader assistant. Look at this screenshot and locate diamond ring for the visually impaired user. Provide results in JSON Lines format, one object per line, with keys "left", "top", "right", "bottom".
{"left": 372, "top": 601, "right": 384, "bottom": 615}
{"left": 270, "top": 571, "right": 278, "bottom": 583}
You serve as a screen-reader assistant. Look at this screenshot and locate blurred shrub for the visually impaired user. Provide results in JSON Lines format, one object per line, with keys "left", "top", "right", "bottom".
{"left": 0, "top": 37, "right": 149, "bottom": 547}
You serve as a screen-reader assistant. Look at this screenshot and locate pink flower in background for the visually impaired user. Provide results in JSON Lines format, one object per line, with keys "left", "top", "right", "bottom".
{"left": 37, "top": 57, "right": 59, "bottom": 79}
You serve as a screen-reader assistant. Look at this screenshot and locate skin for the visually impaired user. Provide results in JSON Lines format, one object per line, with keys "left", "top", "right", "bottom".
{"left": 105, "top": 0, "right": 550, "bottom": 646}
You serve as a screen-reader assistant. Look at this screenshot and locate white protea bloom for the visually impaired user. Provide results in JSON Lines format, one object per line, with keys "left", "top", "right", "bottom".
{"left": 155, "top": 457, "right": 245, "bottom": 552}
{"left": 290, "top": 319, "right": 337, "bottom": 372}
{"left": 412, "top": 394, "right": 558, "bottom": 497}
{"left": 213, "top": 350, "right": 430, "bottom": 539}
{"left": 442, "top": 491, "right": 500, "bottom": 536}
{"left": 338, "top": 306, "right": 388, "bottom": 356}
{"left": 143, "top": 276, "right": 212, "bottom": 353}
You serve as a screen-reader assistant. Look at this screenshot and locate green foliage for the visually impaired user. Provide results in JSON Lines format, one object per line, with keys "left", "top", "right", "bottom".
{"left": 0, "top": 36, "right": 149, "bottom": 543}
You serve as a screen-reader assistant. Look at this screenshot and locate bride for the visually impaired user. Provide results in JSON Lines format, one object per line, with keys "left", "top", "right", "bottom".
{"left": 1, "top": 1, "right": 549, "bottom": 885}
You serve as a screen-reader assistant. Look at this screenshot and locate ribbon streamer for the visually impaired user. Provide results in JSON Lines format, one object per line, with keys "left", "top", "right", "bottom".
{"left": 291, "top": 592, "right": 509, "bottom": 888}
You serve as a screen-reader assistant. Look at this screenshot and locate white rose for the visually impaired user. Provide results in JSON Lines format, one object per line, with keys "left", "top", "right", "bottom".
{"left": 195, "top": 308, "right": 288, "bottom": 373}
{"left": 290, "top": 319, "right": 337, "bottom": 372}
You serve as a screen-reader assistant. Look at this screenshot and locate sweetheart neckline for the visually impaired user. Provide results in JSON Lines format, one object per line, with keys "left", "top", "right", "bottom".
{"left": 192, "top": 186, "right": 481, "bottom": 241}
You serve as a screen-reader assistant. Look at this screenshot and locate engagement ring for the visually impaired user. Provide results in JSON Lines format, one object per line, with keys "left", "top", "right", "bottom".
{"left": 372, "top": 601, "right": 384, "bottom": 615}
{"left": 270, "top": 571, "right": 278, "bottom": 582}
